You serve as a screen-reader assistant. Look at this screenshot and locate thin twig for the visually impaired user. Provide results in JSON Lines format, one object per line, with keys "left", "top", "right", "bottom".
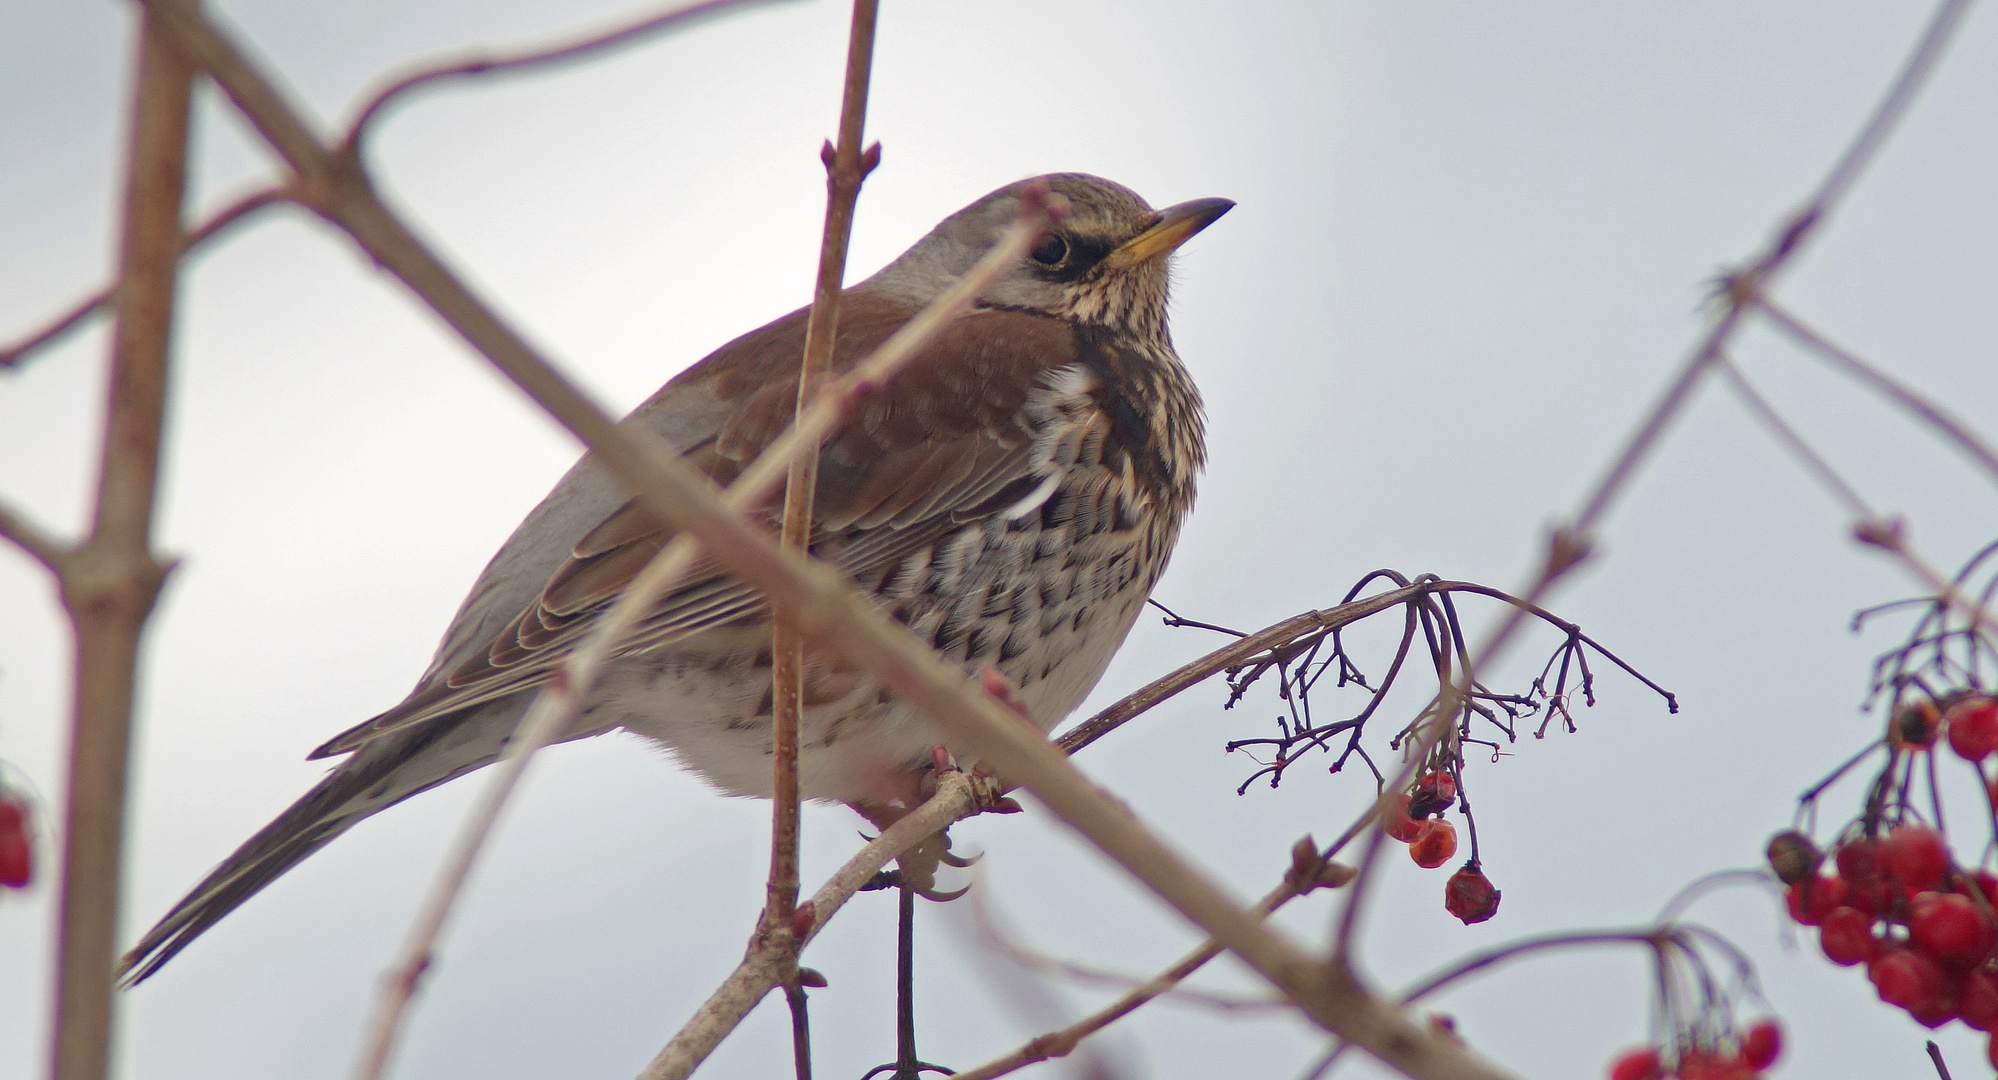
{"left": 1714, "top": 358, "right": 1998, "bottom": 649}
{"left": 1493, "top": 0, "right": 1978, "bottom": 650}
{"left": 968, "top": 870, "right": 1285, "bottom": 1011}
{"left": 1928, "top": 1039, "right": 1955, "bottom": 1080}
{"left": 0, "top": 187, "right": 286, "bottom": 372}
{"left": 948, "top": 839, "right": 1357, "bottom": 1080}
{"left": 638, "top": 772, "right": 988, "bottom": 1080}
{"left": 48, "top": 9, "right": 193, "bottom": 1080}
{"left": 1716, "top": 355, "right": 1876, "bottom": 519}
{"left": 1397, "top": 930, "right": 1665, "bottom": 1006}
{"left": 1808, "top": 0, "right": 1977, "bottom": 214}
{"left": 1058, "top": 585, "right": 1430, "bottom": 756}
{"left": 1754, "top": 296, "right": 1998, "bottom": 495}
{"left": 0, "top": 500, "right": 72, "bottom": 574}
{"left": 5, "top": 3, "right": 788, "bottom": 375}
{"left": 1302, "top": 929, "right": 1676, "bottom": 1077}
{"left": 343, "top": 0, "right": 791, "bottom": 151}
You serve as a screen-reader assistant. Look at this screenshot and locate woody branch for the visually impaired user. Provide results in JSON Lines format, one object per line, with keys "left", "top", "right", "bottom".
{"left": 765, "top": 6, "right": 881, "bottom": 1073}
{"left": 37, "top": 9, "right": 195, "bottom": 1080}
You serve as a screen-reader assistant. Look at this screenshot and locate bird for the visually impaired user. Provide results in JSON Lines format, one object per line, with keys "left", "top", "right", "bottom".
{"left": 120, "top": 172, "right": 1231, "bottom": 984}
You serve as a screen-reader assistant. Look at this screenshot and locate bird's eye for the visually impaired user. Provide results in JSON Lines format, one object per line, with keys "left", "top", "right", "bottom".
{"left": 1029, "top": 234, "right": 1069, "bottom": 266}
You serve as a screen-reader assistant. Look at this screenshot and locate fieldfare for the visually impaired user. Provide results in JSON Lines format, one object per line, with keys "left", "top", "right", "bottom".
{"left": 121, "top": 173, "right": 1231, "bottom": 982}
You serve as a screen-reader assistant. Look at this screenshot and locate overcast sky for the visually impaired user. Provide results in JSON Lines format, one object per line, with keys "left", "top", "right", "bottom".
{"left": 6, "top": 2, "right": 1998, "bottom": 1079}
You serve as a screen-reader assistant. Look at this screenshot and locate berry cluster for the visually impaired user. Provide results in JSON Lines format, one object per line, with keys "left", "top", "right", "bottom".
{"left": 1773, "top": 691, "right": 1998, "bottom": 1063}
{"left": 1778, "top": 823, "right": 1998, "bottom": 1034}
{"left": 0, "top": 786, "right": 32, "bottom": 890}
{"left": 1384, "top": 769, "right": 1500, "bottom": 923}
{"left": 1605, "top": 1020, "right": 1782, "bottom": 1080}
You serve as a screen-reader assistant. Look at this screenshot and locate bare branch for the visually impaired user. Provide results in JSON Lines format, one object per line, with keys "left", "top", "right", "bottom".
{"left": 0, "top": 187, "right": 286, "bottom": 372}
{"left": 967, "top": 871, "right": 1286, "bottom": 1011}
{"left": 1491, "top": 0, "right": 1979, "bottom": 654}
{"left": 343, "top": 0, "right": 792, "bottom": 152}
{"left": 1326, "top": 0, "right": 1982, "bottom": 971}
{"left": 1058, "top": 585, "right": 1429, "bottom": 756}
{"left": 1715, "top": 355, "right": 1876, "bottom": 520}
{"left": 0, "top": 499, "right": 72, "bottom": 574}
{"left": 49, "top": 8, "right": 193, "bottom": 1080}
{"left": 951, "top": 838, "right": 1357, "bottom": 1080}
{"left": 1711, "top": 356, "right": 1998, "bottom": 648}
{"left": 638, "top": 771, "right": 988, "bottom": 1080}
{"left": 1928, "top": 1040, "right": 1955, "bottom": 1080}
{"left": 766, "top": 8, "right": 880, "bottom": 1075}
{"left": 1807, "top": 0, "right": 1977, "bottom": 214}
{"left": 767, "top": 6, "right": 881, "bottom": 1045}
{"left": 1395, "top": 929, "right": 1664, "bottom": 1007}
{"left": 1754, "top": 297, "right": 1998, "bottom": 494}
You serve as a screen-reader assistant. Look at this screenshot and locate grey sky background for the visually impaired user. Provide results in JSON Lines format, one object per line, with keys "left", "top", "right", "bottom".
{"left": 5, "top": 1, "right": 1998, "bottom": 1078}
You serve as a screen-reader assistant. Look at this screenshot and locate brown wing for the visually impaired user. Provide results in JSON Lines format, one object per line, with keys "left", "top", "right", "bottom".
{"left": 311, "top": 296, "right": 1081, "bottom": 757}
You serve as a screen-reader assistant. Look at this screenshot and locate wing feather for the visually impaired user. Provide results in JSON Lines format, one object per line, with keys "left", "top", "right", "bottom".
{"left": 312, "top": 300, "right": 1081, "bottom": 759}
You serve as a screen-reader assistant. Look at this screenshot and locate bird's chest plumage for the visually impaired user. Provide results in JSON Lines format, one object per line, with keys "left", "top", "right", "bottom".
{"left": 600, "top": 335, "right": 1201, "bottom": 806}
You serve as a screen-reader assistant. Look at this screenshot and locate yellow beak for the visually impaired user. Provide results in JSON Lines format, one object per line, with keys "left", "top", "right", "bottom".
{"left": 1102, "top": 197, "right": 1235, "bottom": 270}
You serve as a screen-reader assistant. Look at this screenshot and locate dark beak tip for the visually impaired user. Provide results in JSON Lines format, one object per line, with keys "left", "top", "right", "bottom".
{"left": 1190, "top": 196, "right": 1235, "bottom": 219}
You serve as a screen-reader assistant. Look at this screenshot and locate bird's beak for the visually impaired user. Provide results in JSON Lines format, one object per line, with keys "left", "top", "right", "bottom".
{"left": 1103, "top": 197, "right": 1235, "bottom": 270}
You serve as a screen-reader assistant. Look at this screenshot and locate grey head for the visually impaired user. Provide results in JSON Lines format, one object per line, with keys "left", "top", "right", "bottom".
{"left": 860, "top": 173, "right": 1233, "bottom": 344}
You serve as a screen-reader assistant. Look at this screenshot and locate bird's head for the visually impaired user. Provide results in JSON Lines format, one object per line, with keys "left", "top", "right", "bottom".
{"left": 864, "top": 173, "right": 1233, "bottom": 344}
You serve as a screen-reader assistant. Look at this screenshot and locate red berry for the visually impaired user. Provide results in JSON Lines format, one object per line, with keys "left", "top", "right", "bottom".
{"left": 1911, "top": 891, "right": 1996, "bottom": 965}
{"left": 1605, "top": 1047, "right": 1659, "bottom": 1080}
{"left": 1871, "top": 948, "right": 1948, "bottom": 1011}
{"left": 1444, "top": 863, "right": 1501, "bottom": 924}
{"left": 1787, "top": 876, "right": 1847, "bottom": 925}
{"left": 1819, "top": 906, "right": 1876, "bottom": 966}
{"left": 1409, "top": 819, "right": 1458, "bottom": 869}
{"left": 1910, "top": 982, "right": 1960, "bottom": 1029}
{"left": 1882, "top": 825, "right": 1949, "bottom": 890}
{"left": 1676, "top": 1050, "right": 1751, "bottom": 1080}
{"left": 1836, "top": 838, "right": 1881, "bottom": 882}
{"left": 1974, "top": 870, "right": 1998, "bottom": 908}
{"left": 1382, "top": 793, "right": 1427, "bottom": 843}
{"left": 1949, "top": 696, "right": 1998, "bottom": 762}
{"left": 1843, "top": 876, "right": 1890, "bottom": 918}
{"left": 1739, "top": 1020, "right": 1782, "bottom": 1070}
{"left": 0, "top": 798, "right": 31, "bottom": 890}
{"left": 1961, "top": 968, "right": 1998, "bottom": 1031}
{"left": 1408, "top": 770, "right": 1458, "bottom": 818}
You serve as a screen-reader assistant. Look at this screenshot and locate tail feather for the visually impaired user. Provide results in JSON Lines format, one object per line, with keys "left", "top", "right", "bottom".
{"left": 120, "top": 718, "right": 492, "bottom": 985}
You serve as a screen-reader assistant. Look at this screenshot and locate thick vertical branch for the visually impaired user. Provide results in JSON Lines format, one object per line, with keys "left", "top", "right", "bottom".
{"left": 49, "top": 9, "right": 194, "bottom": 1080}
{"left": 769, "top": 8, "right": 878, "bottom": 1073}
{"left": 767, "top": 0, "right": 879, "bottom": 953}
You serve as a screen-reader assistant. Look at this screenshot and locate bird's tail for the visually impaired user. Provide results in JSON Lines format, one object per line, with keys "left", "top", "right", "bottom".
{"left": 118, "top": 720, "right": 493, "bottom": 986}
